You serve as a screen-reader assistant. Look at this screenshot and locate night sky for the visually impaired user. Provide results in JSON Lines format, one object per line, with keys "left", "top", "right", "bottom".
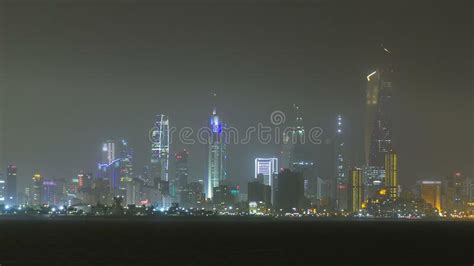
{"left": 1, "top": 0, "right": 472, "bottom": 191}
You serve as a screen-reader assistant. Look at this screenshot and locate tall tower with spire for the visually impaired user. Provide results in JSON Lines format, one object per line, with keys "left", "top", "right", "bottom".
{"left": 150, "top": 114, "right": 170, "bottom": 185}
{"left": 207, "top": 107, "right": 227, "bottom": 199}
{"left": 365, "top": 45, "right": 394, "bottom": 168}
{"left": 334, "top": 115, "right": 348, "bottom": 210}
{"left": 282, "top": 105, "right": 315, "bottom": 200}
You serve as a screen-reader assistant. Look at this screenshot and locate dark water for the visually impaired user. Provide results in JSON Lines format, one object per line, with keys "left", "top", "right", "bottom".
{"left": 0, "top": 217, "right": 472, "bottom": 265}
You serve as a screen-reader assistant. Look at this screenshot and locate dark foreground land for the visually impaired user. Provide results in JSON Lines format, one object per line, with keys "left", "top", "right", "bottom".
{"left": 0, "top": 217, "right": 473, "bottom": 266}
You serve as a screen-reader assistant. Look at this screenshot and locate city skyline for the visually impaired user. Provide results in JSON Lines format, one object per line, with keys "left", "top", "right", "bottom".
{"left": 1, "top": 1, "right": 472, "bottom": 194}
{"left": 0, "top": 2, "right": 472, "bottom": 266}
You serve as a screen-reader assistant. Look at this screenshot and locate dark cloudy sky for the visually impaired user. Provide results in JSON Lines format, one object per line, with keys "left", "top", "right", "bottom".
{"left": 1, "top": 0, "right": 472, "bottom": 190}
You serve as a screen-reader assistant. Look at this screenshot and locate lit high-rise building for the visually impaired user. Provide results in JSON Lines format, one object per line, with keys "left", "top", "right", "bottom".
{"left": 418, "top": 181, "right": 442, "bottom": 212}
{"left": 150, "top": 114, "right": 170, "bottom": 185}
{"left": 207, "top": 108, "right": 227, "bottom": 199}
{"left": 334, "top": 115, "right": 348, "bottom": 211}
{"left": 443, "top": 172, "right": 469, "bottom": 212}
{"left": 98, "top": 140, "right": 122, "bottom": 192}
{"left": 365, "top": 46, "right": 394, "bottom": 168}
{"left": 118, "top": 139, "right": 133, "bottom": 190}
{"left": 102, "top": 140, "right": 116, "bottom": 164}
{"left": 42, "top": 179, "right": 59, "bottom": 205}
{"left": 384, "top": 150, "right": 398, "bottom": 199}
{"left": 282, "top": 105, "right": 316, "bottom": 200}
{"left": 6, "top": 165, "right": 17, "bottom": 205}
{"left": 0, "top": 175, "right": 5, "bottom": 204}
{"left": 174, "top": 149, "right": 189, "bottom": 195}
{"left": 31, "top": 173, "right": 43, "bottom": 206}
{"left": 350, "top": 168, "right": 363, "bottom": 213}
{"left": 363, "top": 166, "right": 385, "bottom": 201}
{"left": 255, "top": 158, "right": 278, "bottom": 204}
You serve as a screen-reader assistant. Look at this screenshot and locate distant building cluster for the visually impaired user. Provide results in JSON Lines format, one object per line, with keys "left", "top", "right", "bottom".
{"left": 0, "top": 47, "right": 473, "bottom": 219}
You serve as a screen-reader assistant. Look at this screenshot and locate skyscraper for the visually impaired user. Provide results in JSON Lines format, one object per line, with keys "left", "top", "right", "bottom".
{"left": 31, "top": 173, "right": 43, "bottom": 206}
{"left": 384, "top": 150, "right": 398, "bottom": 199}
{"left": 207, "top": 108, "right": 227, "bottom": 199}
{"left": 276, "top": 169, "right": 306, "bottom": 212}
{"left": 350, "top": 168, "right": 363, "bottom": 213}
{"left": 150, "top": 114, "right": 170, "bottom": 185}
{"left": 98, "top": 140, "right": 122, "bottom": 192}
{"left": 255, "top": 158, "right": 278, "bottom": 204}
{"left": 282, "top": 105, "right": 316, "bottom": 200}
{"left": 443, "top": 172, "right": 469, "bottom": 212}
{"left": 334, "top": 115, "right": 348, "bottom": 211}
{"left": 102, "top": 140, "right": 116, "bottom": 164}
{"left": 365, "top": 46, "right": 394, "bottom": 168}
{"left": 174, "top": 149, "right": 189, "bottom": 190}
{"left": 248, "top": 180, "right": 272, "bottom": 207}
{"left": 0, "top": 175, "right": 5, "bottom": 205}
{"left": 418, "top": 181, "right": 442, "bottom": 212}
{"left": 6, "top": 165, "right": 17, "bottom": 205}
{"left": 118, "top": 139, "right": 133, "bottom": 190}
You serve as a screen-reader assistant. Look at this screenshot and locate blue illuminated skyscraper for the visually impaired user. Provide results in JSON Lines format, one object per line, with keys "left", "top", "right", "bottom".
{"left": 207, "top": 108, "right": 227, "bottom": 199}
{"left": 98, "top": 140, "right": 121, "bottom": 191}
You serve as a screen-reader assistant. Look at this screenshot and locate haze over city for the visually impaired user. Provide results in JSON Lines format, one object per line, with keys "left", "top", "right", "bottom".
{"left": 1, "top": 1, "right": 471, "bottom": 192}
{"left": 0, "top": 1, "right": 472, "bottom": 265}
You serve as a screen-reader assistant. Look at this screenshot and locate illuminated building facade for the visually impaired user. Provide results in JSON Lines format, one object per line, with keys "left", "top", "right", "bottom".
{"left": 174, "top": 150, "right": 189, "bottom": 199}
{"left": 102, "top": 140, "right": 116, "bottom": 164}
{"left": 213, "top": 184, "right": 239, "bottom": 207}
{"left": 365, "top": 47, "right": 394, "bottom": 183}
{"left": 180, "top": 182, "right": 206, "bottom": 208}
{"left": 384, "top": 150, "right": 398, "bottom": 199}
{"left": 207, "top": 108, "right": 227, "bottom": 199}
{"left": 418, "top": 181, "right": 442, "bottom": 211}
{"left": 98, "top": 139, "right": 121, "bottom": 192}
{"left": 0, "top": 175, "right": 5, "bottom": 204}
{"left": 363, "top": 166, "right": 385, "bottom": 201}
{"left": 350, "top": 168, "right": 363, "bottom": 213}
{"left": 98, "top": 158, "right": 121, "bottom": 192}
{"left": 7, "top": 165, "right": 17, "bottom": 205}
{"left": 255, "top": 158, "right": 278, "bottom": 204}
{"left": 31, "top": 173, "right": 43, "bottom": 206}
{"left": 43, "top": 179, "right": 59, "bottom": 205}
{"left": 78, "top": 171, "right": 93, "bottom": 192}
{"left": 150, "top": 114, "right": 170, "bottom": 185}
{"left": 119, "top": 139, "right": 133, "bottom": 182}
{"left": 334, "top": 115, "right": 348, "bottom": 210}
{"left": 283, "top": 105, "right": 316, "bottom": 200}
{"left": 443, "top": 172, "right": 469, "bottom": 212}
